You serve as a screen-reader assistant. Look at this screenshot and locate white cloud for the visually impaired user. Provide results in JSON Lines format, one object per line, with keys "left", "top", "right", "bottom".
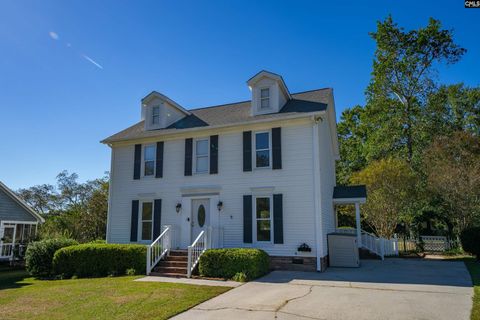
{"left": 49, "top": 31, "right": 59, "bottom": 40}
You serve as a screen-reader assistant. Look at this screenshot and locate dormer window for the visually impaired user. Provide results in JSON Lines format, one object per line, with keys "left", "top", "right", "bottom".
{"left": 260, "top": 88, "right": 270, "bottom": 109}
{"left": 152, "top": 106, "right": 160, "bottom": 125}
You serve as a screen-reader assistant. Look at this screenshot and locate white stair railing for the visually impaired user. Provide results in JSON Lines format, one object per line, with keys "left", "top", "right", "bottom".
{"left": 361, "top": 230, "right": 384, "bottom": 260}
{"left": 336, "top": 228, "right": 399, "bottom": 260}
{"left": 146, "top": 227, "right": 171, "bottom": 275}
{"left": 187, "top": 229, "right": 209, "bottom": 278}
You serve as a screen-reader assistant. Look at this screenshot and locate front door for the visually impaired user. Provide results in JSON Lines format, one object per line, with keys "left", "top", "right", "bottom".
{"left": 191, "top": 199, "right": 210, "bottom": 241}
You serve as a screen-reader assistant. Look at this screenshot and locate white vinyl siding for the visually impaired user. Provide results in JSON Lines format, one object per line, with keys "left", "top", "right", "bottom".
{"left": 107, "top": 121, "right": 320, "bottom": 257}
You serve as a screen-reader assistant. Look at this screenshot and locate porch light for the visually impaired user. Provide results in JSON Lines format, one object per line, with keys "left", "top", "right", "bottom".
{"left": 217, "top": 201, "right": 223, "bottom": 212}
{"left": 175, "top": 203, "right": 182, "bottom": 213}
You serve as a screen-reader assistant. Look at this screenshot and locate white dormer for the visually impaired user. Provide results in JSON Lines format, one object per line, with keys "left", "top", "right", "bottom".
{"left": 247, "top": 70, "right": 291, "bottom": 116}
{"left": 141, "top": 91, "right": 191, "bottom": 131}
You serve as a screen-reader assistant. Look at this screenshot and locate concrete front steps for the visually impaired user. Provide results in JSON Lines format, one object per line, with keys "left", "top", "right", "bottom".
{"left": 150, "top": 250, "right": 188, "bottom": 277}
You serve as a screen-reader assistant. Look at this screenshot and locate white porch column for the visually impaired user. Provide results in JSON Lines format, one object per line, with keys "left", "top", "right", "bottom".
{"left": 355, "top": 202, "right": 362, "bottom": 248}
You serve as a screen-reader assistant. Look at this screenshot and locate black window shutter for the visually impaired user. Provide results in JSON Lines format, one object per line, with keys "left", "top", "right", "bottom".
{"left": 130, "top": 200, "right": 139, "bottom": 242}
{"left": 153, "top": 199, "right": 162, "bottom": 239}
{"left": 243, "top": 131, "right": 252, "bottom": 172}
{"left": 184, "top": 138, "right": 193, "bottom": 176}
{"left": 243, "top": 195, "right": 253, "bottom": 243}
{"left": 210, "top": 135, "right": 218, "bottom": 174}
{"left": 272, "top": 127, "right": 282, "bottom": 170}
{"left": 133, "top": 144, "right": 141, "bottom": 180}
{"left": 273, "top": 194, "right": 284, "bottom": 244}
{"left": 155, "top": 142, "right": 164, "bottom": 178}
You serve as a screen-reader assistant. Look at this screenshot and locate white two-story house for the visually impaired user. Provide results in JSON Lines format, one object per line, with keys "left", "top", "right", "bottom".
{"left": 102, "top": 70, "right": 371, "bottom": 276}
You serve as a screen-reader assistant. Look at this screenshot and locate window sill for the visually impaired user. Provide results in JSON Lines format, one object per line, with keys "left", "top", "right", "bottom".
{"left": 253, "top": 241, "right": 275, "bottom": 247}
{"left": 253, "top": 166, "right": 271, "bottom": 170}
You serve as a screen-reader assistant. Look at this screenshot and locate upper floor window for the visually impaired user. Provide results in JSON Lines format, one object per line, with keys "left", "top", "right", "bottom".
{"left": 260, "top": 88, "right": 270, "bottom": 109}
{"left": 255, "top": 132, "right": 270, "bottom": 168}
{"left": 144, "top": 145, "right": 155, "bottom": 176}
{"left": 255, "top": 197, "right": 272, "bottom": 242}
{"left": 195, "top": 139, "right": 209, "bottom": 173}
{"left": 141, "top": 201, "right": 153, "bottom": 241}
{"left": 152, "top": 106, "right": 160, "bottom": 125}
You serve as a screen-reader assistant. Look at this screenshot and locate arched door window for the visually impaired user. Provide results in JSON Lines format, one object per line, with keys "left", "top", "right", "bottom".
{"left": 198, "top": 205, "right": 206, "bottom": 227}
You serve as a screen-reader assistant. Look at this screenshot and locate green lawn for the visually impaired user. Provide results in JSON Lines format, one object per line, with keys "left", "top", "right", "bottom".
{"left": 465, "top": 258, "right": 480, "bottom": 320}
{"left": 0, "top": 268, "right": 230, "bottom": 320}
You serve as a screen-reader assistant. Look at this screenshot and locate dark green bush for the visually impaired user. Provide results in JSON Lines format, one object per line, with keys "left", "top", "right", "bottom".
{"left": 52, "top": 243, "right": 146, "bottom": 278}
{"left": 460, "top": 227, "right": 480, "bottom": 259}
{"left": 199, "top": 248, "right": 270, "bottom": 281}
{"left": 25, "top": 238, "right": 78, "bottom": 277}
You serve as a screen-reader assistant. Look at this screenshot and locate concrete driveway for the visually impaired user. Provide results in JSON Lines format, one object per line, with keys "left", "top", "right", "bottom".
{"left": 172, "top": 259, "right": 473, "bottom": 320}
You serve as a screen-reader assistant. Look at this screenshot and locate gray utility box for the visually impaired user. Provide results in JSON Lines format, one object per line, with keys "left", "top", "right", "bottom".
{"left": 328, "top": 233, "right": 360, "bottom": 267}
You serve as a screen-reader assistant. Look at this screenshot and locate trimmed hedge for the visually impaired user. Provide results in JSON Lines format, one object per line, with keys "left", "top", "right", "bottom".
{"left": 53, "top": 243, "right": 147, "bottom": 278}
{"left": 25, "top": 238, "right": 78, "bottom": 277}
{"left": 460, "top": 227, "right": 480, "bottom": 259}
{"left": 199, "top": 248, "right": 270, "bottom": 281}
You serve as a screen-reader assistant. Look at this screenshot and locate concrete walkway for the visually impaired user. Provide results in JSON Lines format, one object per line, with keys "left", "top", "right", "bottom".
{"left": 172, "top": 259, "right": 473, "bottom": 320}
{"left": 135, "top": 276, "right": 241, "bottom": 287}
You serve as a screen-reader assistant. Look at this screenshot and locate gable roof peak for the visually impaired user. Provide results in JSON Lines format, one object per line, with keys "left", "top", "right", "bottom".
{"left": 0, "top": 181, "right": 45, "bottom": 223}
{"left": 141, "top": 91, "right": 191, "bottom": 116}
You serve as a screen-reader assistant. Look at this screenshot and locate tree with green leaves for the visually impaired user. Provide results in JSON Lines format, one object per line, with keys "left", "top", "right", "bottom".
{"left": 366, "top": 16, "right": 466, "bottom": 165}
{"left": 423, "top": 132, "right": 480, "bottom": 234}
{"left": 350, "top": 158, "right": 417, "bottom": 239}
{"left": 17, "top": 171, "right": 109, "bottom": 242}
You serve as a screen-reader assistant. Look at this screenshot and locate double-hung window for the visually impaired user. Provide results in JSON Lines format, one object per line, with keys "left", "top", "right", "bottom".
{"left": 144, "top": 145, "right": 155, "bottom": 176}
{"left": 195, "top": 139, "right": 209, "bottom": 174}
{"left": 260, "top": 88, "right": 270, "bottom": 109}
{"left": 255, "top": 132, "right": 270, "bottom": 168}
{"left": 255, "top": 197, "right": 272, "bottom": 242}
{"left": 152, "top": 106, "right": 160, "bottom": 125}
{"left": 141, "top": 202, "right": 153, "bottom": 241}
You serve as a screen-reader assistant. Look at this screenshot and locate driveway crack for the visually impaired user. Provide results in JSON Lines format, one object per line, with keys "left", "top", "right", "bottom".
{"left": 274, "top": 285, "right": 314, "bottom": 318}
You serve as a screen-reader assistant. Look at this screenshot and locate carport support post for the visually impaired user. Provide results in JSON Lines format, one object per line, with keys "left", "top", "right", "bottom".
{"left": 355, "top": 202, "right": 361, "bottom": 248}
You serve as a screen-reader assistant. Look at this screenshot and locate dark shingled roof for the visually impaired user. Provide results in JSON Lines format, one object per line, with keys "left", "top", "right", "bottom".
{"left": 333, "top": 185, "right": 367, "bottom": 199}
{"left": 102, "top": 88, "right": 332, "bottom": 143}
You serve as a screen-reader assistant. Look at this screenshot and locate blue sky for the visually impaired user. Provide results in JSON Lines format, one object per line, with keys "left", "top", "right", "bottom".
{"left": 0, "top": 0, "right": 478, "bottom": 190}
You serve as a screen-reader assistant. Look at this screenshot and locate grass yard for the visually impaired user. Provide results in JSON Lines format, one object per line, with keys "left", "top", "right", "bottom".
{"left": 0, "top": 268, "right": 230, "bottom": 320}
{"left": 465, "top": 258, "right": 480, "bottom": 320}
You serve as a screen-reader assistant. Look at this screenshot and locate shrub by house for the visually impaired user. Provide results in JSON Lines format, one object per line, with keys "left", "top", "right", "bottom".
{"left": 25, "top": 238, "right": 78, "bottom": 277}
{"left": 53, "top": 243, "right": 146, "bottom": 278}
{"left": 198, "top": 248, "right": 269, "bottom": 281}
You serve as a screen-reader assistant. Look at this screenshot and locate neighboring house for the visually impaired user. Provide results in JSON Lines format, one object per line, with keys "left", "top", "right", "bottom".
{"left": 102, "top": 70, "right": 375, "bottom": 276}
{"left": 0, "top": 181, "right": 44, "bottom": 259}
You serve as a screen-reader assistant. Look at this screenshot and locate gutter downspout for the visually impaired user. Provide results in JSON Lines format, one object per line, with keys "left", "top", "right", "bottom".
{"left": 312, "top": 116, "right": 324, "bottom": 271}
{"left": 105, "top": 144, "right": 114, "bottom": 243}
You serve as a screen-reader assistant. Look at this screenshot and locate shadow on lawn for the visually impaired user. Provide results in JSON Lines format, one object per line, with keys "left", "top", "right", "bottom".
{"left": 0, "top": 267, "right": 33, "bottom": 290}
